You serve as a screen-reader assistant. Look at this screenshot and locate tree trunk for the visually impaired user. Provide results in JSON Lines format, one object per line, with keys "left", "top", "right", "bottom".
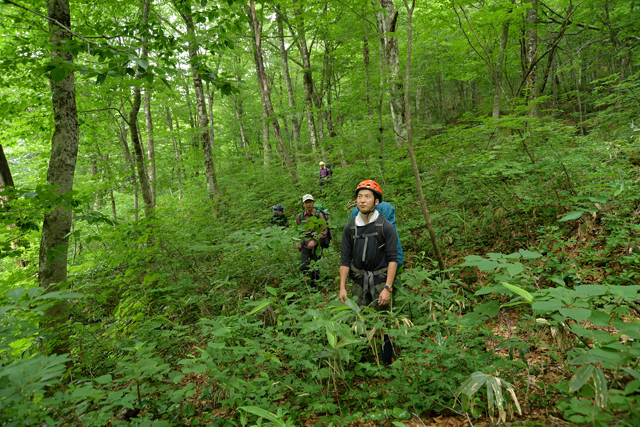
{"left": 293, "top": 7, "right": 319, "bottom": 153}
{"left": 117, "top": 108, "right": 138, "bottom": 221}
{"left": 179, "top": 3, "right": 219, "bottom": 199}
{"left": 183, "top": 78, "right": 197, "bottom": 148}
{"left": 376, "top": 22, "right": 385, "bottom": 159}
{"left": 525, "top": 0, "right": 538, "bottom": 117}
{"left": 377, "top": 0, "right": 406, "bottom": 148}
{"left": 276, "top": 6, "right": 301, "bottom": 145}
{"left": 206, "top": 80, "right": 215, "bottom": 150}
{"left": 364, "top": 35, "right": 373, "bottom": 116}
{"left": 493, "top": 16, "right": 510, "bottom": 119}
{"left": 39, "top": 0, "right": 80, "bottom": 355}
{"left": 401, "top": 0, "right": 447, "bottom": 273}
{"left": 249, "top": 0, "right": 298, "bottom": 184}
{"left": 129, "top": 93, "right": 153, "bottom": 218}
{"left": 166, "top": 107, "right": 183, "bottom": 200}
{"left": 127, "top": 0, "right": 153, "bottom": 218}
{"left": 144, "top": 89, "right": 156, "bottom": 206}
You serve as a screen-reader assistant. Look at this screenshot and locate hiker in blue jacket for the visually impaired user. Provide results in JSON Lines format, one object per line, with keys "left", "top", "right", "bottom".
{"left": 339, "top": 180, "right": 397, "bottom": 364}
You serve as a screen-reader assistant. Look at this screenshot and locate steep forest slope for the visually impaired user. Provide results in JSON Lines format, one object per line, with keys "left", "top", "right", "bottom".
{"left": 1, "top": 0, "right": 639, "bottom": 425}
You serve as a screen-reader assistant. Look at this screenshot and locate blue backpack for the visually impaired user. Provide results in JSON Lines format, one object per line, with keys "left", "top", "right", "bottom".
{"left": 350, "top": 201, "right": 404, "bottom": 267}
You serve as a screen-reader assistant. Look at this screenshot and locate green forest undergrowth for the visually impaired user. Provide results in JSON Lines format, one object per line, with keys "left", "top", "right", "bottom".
{"left": 3, "top": 85, "right": 640, "bottom": 426}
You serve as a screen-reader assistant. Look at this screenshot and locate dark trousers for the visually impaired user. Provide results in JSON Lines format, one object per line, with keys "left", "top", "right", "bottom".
{"left": 300, "top": 246, "right": 321, "bottom": 288}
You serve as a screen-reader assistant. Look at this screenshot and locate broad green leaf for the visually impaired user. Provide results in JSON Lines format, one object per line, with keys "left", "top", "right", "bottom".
{"left": 475, "top": 300, "right": 500, "bottom": 317}
{"left": 326, "top": 328, "right": 337, "bottom": 348}
{"left": 569, "top": 354, "right": 606, "bottom": 365}
{"left": 624, "top": 379, "right": 640, "bottom": 395}
{"left": 501, "top": 282, "right": 533, "bottom": 303}
{"left": 592, "top": 368, "right": 608, "bottom": 408}
{"left": 569, "top": 364, "right": 594, "bottom": 392}
{"left": 95, "top": 374, "right": 112, "bottom": 384}
{"left": 476, "top": 259, "right": 499, "bottom": 271}
{"left": 588, "top": 309, "right": 611, "bottom": 327}
{"left": 588, "top": 196, "right": 608, "bottom": 203}
{"left": 239, "top": 406, "right": 283, "bottom": 424}
{"left": 532, "top": 301, "right": 562, "bottom": 312}
{"left": 6, "top": 288, "right": 25, "bottom": 302}
{"left": 458, "top": 371, "right": 489, "bottom": 396}
{"left": 559, "top": 211, "right": 584, "bottom": 222}
{"left": 574, "top": 285, "right": 607, "bottom": 296}
{"left": 519, "top": 249, "right": 542, "bottom": 259}
{"left": 51, "top": 68, "right": 69, "bottom": 82}
{"left": 559, "top": 308, "right": 591, "bottom": 322}
{"left": 247, "top": 300, "right": 271, "bottom": 315}
{"left": 503, "top": 263, "right": 524, "bottom": 277}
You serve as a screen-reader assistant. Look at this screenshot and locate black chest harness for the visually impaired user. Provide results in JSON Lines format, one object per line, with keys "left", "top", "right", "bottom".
{"left": 349, "top": 214, "right": 388, "bottom": 306}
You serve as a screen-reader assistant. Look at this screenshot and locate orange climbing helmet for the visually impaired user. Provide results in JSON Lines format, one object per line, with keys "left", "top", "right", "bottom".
{"left": 355, "top": 180, "right": 383, "bottom": 202}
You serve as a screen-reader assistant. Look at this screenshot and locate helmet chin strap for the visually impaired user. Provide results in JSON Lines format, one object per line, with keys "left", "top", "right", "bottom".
{"left": 359, "top": 204, "right": 377, "bottom": 221}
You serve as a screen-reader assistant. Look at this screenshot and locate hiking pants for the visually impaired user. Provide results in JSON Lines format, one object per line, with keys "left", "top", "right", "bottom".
{"left": 300, "top": 246, "right": 321, "bottom": 288}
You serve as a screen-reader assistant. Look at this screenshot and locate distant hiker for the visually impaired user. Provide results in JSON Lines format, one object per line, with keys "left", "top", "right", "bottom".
{"left": 339, "top": 180, "right": 398, "bottom": 364}
{"left": 318, "top": 161, "right": 333, "bottom": 185}
{"left": 296, "top": 194, "right": 328, "bottom": 289}
{"left": 270, "top": 204, "right": 288, "bottom": 228}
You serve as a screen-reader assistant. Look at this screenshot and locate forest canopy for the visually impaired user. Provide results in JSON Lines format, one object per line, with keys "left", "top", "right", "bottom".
{"left": 1, "top": 0, "right": 639, "bottom": 425}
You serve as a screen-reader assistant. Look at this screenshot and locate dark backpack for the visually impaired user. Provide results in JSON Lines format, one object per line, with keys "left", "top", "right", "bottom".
{"left": 298, "top": 206, "right": 332, "bottom": 249}
{"left": 349, "top": 214, "right": 387, "bottom": 254}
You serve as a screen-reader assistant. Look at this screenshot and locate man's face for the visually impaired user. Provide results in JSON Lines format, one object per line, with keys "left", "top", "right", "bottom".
{"left": 357, "top": 189, "right": 378, "bottom": 213}
{"left": 277, "top": 211, "right": 284, "bottom": 216}
{"left": 303, "top": 200, "right": 315, "bottom": 211}
{"left": 320, "top": 164, "right": 325, "bottom": 169}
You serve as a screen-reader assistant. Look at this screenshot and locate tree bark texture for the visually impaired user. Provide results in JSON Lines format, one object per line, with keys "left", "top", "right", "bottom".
{"left": 378, "top": 0, "right": 406, "bottom": 148}
{"left": 293, "top": 7, "right": 319, "bottom": 153}
{"left": 117, "top": 108, "right": 138, "bottom": 221}
{"left": 166, "top": 107, "right": 183, "bottom": 200}
{"left": 127, "top": 0, "right": 153, "bottom": 217}
{"left": 276, "top": 6, "right": 301, "bottom": 145}
{"left": 144, "top": 89, "right": 156, "bottom": 206}
{"left": 525, "top": 0, "right": 538, "bottom": 117}
{"left": 180, "top": 3, "right": 219, "bottom": 198}
{"left": 249, "top": 0, "right": 298, "bottom": 184}
{"left": 493, "top": 13, "right": 511, "bottom": 119}
{"left": 39, "top": 0, "right": 80, "bottom": 354}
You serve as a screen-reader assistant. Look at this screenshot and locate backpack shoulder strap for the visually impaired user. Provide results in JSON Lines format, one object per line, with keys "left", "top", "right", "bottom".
{"left": 349, "top": 217, "right": 358, "bottom": 242}
{"left": 375, "top": 214, "right": 386, "bottom": 248}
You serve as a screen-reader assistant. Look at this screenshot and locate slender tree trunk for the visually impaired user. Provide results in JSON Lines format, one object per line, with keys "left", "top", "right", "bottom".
{"left": 293, "top": 7, "right": 319, "bottom": 153}
{"left": 364, "top": 35, "right": 373, "bottom": 116}
{"left": 165, "top": 107, "right": 183, "bottom": 200}
{"left": 525, "top": 0, "right": 538, "bottom": 117}
{"left": 117, "top": 109, "right": 138, "bottom": 221}
{"left": 231, "top": 53, "right": 250, "bottom": 156}
{"left": 127, "top": 0, "right": 153, "bottom": 218}
{"left": 376, "top": 14, "right": 386, "bottom": 158}
{"left": 179, "top": 4, "right": 219, "bottom": 198}
{"left": 183, "top": 79, "right": 197, "bottom": 148}
{"left": 249, "top": 0, "right": 298, "bottom": 184}
{"left": 378, "top": 0, "right": 406, "bottom": 148}
{"left": 401, "top": 0, "right": 447, "bottom": 273}
{"left": 144, "top": 89, "right": 156, "bottom": 206}
{"left": 249, "top": 31, "right": 271, "bottom": 165}
{"left": 129, "top": 94, "right": 153, "bottom": 218}
{"left": 276, "top": 6, "right": 301, "bottom": 145}
{"left": 493, "top": 12, "right": 511, "bottom": 119}
{"left": 206, "top": 80, "right": 215, "bottom": 150}
{"left": 39, "top": 0, "right": 80, "bottom": 354}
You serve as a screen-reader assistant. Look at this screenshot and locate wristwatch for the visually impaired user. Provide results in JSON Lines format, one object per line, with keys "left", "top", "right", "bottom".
{"left": 384, "top": 284, "right": 393, "bottom": 292}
